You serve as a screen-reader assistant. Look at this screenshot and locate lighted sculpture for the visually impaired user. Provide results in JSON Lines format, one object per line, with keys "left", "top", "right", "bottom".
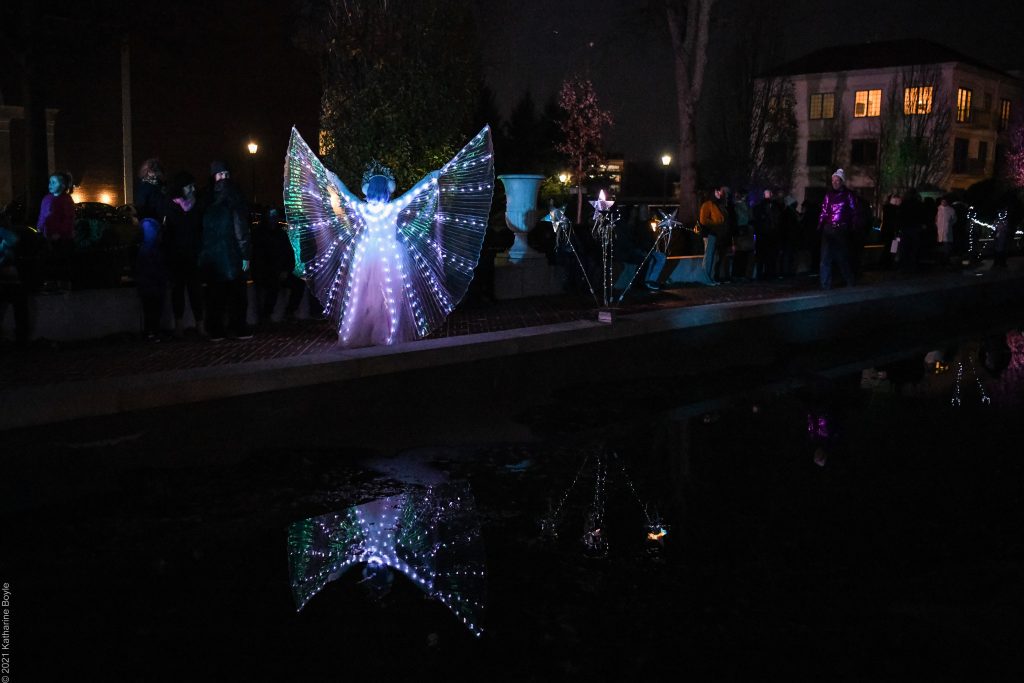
{"left": 288, "top": 483, "right": 486, "bottom": 636}
{"left": 590, "top": 190, "right": 618, "bottom": 307}
{"left": 283, "top": 126, "right": 494, "bottom": 347}
{"left": 541, "top": 204, "right": 597, "bottom": 303}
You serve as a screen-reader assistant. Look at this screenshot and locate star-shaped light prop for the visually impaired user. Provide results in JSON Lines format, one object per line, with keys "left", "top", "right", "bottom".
{"left": 653, "top": 209, "right": 682, "bottom": 254}
{"left": 590, "top": 189, "right": 615, "bottom": 221}
{"left": 542, "top": 205, "right": 598, "bottom": 304}
{"left": 542, "top": 205, "right": 573, "bottom": 247}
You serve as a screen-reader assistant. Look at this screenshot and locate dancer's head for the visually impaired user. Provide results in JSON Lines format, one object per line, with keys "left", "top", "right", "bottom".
{"left": 361, "top": 161, "right": 396, "bottom": 202}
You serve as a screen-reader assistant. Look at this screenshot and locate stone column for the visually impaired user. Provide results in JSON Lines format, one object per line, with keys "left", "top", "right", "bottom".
{"left": 45, "top": 108, "right": 59, "bottom": 175}
{"left": 0, "top": 105, "right": 22, "bottom": 204}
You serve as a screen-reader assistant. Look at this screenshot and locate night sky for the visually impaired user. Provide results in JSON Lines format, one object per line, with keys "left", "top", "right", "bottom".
{"left": 4, "top": 0, "right": 1024, "bottom": 204}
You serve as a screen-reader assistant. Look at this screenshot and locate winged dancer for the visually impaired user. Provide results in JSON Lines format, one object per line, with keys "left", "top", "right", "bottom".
{"left": 284, "top": 126, "right": 494, "bottom": 347}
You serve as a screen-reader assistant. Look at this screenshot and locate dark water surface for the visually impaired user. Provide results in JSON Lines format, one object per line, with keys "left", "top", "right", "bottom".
{"left": 6, "top": 330, "right": 1024, "bottom": 680}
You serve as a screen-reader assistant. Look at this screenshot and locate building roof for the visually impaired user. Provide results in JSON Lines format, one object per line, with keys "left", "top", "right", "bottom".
{"left": 760, "top": 39, "right": 1017, "bottom": 80}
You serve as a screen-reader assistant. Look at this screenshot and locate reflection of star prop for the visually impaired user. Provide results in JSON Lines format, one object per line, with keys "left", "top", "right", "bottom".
{"left": 541, "top": 449, "right": 668, "bottom": 558}
{"left": 288, "top": 482, "right": 486, "bottom": 637}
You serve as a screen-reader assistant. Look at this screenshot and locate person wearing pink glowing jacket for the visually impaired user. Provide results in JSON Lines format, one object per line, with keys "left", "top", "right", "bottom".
{"left": 816, "top": 168, "right": 860, "bottom": 289}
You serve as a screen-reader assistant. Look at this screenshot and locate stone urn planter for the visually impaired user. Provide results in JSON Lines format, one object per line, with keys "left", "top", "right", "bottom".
{"left": 497, "top": 174, "right": 546, "bottom": 262}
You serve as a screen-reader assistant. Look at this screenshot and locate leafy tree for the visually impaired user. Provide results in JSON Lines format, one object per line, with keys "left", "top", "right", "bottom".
{"left": 705, "top": 1, "right": 786, "bottom": 189}
{"left": 872, "top": 65, "right": 952, "bottom": 195}
{"left": 556, "top": 76, "right": 613, "bottom": 223}
{"left": 1005, "top": 111, "right": 1024, "bottom": 188}
{"left": 748, "top": 76, "right": 797, "bottom": 191}
{"left": 295, "top": 0, "right": 481, "bottom": 189}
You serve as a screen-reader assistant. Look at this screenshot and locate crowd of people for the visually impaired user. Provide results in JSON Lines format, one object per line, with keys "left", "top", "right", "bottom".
{"left": 0, "top": 158, "right": 313, "bottom": 346}
{"left": 1, "top": 161, "right": 1019, "bottom": 348}
{"left": 129, "top": 158, "right": 314, "bottom": 342}
{"left": 689, "top": 167, "right": 1015, "bottom": 291}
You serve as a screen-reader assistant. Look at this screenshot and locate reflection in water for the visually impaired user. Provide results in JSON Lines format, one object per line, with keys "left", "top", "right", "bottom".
{"left": 855, "top": 328, "right": 1023, "bottom": 409}
{"left": 951, "top": 355, "right": 991, "bottom": 407}
{"left": 991, "top": 329, "right": 1024, "bottom": 408}
{"left": 288, "top": 482, "right": 486, "bottom": 637}
{"left": 541, "top": 447, "right": 667, "bottom": 559}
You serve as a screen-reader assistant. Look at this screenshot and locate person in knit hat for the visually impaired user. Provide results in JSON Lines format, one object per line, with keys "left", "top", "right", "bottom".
{"left": 816, "top": 168, "right": 860, "bottom": 289}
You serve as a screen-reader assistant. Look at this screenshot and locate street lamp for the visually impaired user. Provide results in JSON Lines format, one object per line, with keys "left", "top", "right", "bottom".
{"left": 247, "top": 141, "right": 259, "bottom": 204}
{"left": 661, "top": 154, "right": 672, "bottom": 202}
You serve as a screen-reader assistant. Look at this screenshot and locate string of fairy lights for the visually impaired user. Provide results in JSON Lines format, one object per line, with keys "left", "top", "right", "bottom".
{"left": 542, "top": 205, "right": 598, "bottom": 304}
{"left": 590, "top": 192, "right": 619, "bottom": 308}
{"left": 951, "top": 353, "right": 991, "bottom": 407}
{"left": 615, "top": 210, "right": 677, "bottom": 303}
{"left": 541, "top": 447, "right": 668, "bottom": 559}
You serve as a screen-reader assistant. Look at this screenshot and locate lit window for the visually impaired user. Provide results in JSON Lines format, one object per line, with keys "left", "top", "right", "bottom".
{"left": 854, "top": 89, "right": 881, "bottom": 118}
{"left": 809, "top": 93, "right": 835, "bottom": 120}
{"left": 903, "top": 86, "right": 933, "bottom": 115}
{"left": 956, "top": 88, "right": 972, "bottom": 123}
{"left": 1000, "top": 99, "right": 1012, "bottom": 131}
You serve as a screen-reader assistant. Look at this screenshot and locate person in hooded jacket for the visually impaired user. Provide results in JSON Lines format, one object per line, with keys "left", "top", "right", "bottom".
{"left": 199, "top": 178, "right": 252, "bottom": 340}
{"left": 163, "top": 171, "right": 205, "bottom": 337}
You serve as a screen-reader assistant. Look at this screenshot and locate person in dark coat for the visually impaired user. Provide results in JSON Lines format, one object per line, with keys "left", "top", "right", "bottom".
{"left": 898, "top": 189, "right": 925, "bottom": 272}
{"left": 134, "top": 158, "right": 167, "bottom": 226}
{"left": 199, "top": 179, "right": 252, "bottom": 340}
{"left": 753, "top": 189, "right": 782, "bottom": 279}
{"left": 879, "top": 193, "right": 901, "bottom": 269}
{"left": 992, "top": 207, "right": 1011, "bottom": 269}
{"left": 163, "top": 171, "right": 205, "bottom": 337}
{"left": 251, "top": 206, "right": 300, "bottom": 325}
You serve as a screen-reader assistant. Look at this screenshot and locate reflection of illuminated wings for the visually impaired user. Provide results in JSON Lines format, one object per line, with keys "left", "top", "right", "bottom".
{"left": 397, "top": 126, "right": 494, "bottom": 338}
{"left": 283, "top": 127, "right": 365, "bottom": 324}
{"left": 288, "top": 482, "right": 486, "bottom": 637}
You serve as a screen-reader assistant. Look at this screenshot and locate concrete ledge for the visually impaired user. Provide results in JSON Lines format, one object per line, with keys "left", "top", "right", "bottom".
{"left": 1, "top": 283, "right": 315, "bottom": 342}
{"left": 3, "top": 266, "right": 1023, "bottom": 431}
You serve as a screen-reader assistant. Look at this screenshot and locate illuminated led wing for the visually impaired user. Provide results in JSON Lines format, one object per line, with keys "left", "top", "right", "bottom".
{"left": 396, "top": 126, "right": 494, "bottom": 338}
{"left": 283, "top": 127, "right": 365, "bottom": 324}
{"left": 288, "top": 483, "right": 486, "bottom": 637}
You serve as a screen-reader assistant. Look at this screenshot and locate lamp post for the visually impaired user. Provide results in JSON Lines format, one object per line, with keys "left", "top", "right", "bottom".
{"left": 661, "top": 154, "right": 672, "bottom": 202}
{"left": 247, "top": 141, "right": 258, "bottom": 204}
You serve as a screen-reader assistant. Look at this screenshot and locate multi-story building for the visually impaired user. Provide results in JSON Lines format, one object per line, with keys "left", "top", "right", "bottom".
{"left": 759, "top": 39, "right": 1022, "bottom": 208}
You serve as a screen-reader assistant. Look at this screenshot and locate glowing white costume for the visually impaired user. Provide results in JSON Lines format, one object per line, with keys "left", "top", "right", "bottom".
{"left": 284, "top": 126, "right": 494, "bottom": 347}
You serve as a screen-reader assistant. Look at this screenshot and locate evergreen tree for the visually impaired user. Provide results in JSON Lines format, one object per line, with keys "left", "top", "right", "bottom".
{"left": 296, "top": 0, "right": 482, "bottom": 189}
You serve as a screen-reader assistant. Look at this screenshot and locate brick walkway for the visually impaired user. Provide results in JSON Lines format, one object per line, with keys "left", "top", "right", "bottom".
{"left": 0, "top": 269, "right": 958, "bottom": 388}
